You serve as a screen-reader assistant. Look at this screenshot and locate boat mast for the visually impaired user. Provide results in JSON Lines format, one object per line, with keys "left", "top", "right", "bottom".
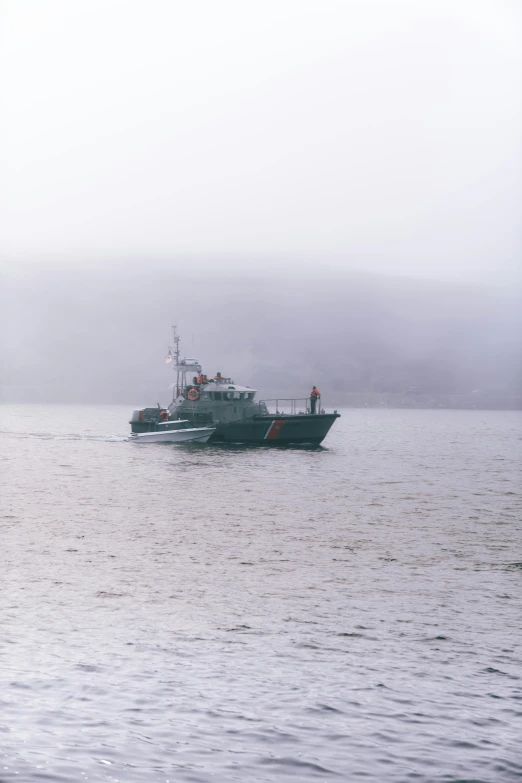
{"left": 171, "top": 325, "right": 181, "bottom": 399}
{"left": 171, "top": 324, "right": 180, "bottom": 365}
{"left": 168, "top": 325, "right": 201, "bottom": 408}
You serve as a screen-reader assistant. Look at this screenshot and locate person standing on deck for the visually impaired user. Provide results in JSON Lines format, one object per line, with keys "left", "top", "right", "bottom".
{"left": 310, "top": 386, "right": 321, "bottom": 414}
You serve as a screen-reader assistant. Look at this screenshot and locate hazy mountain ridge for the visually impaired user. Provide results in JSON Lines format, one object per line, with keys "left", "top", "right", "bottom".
{"left": 1, "top": 266, "right": 521, "bottom": 406}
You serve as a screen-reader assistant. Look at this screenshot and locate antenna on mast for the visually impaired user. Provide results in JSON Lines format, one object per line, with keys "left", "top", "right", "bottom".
{"left": 171, "top": 324, "right": 180, "bottom": 365}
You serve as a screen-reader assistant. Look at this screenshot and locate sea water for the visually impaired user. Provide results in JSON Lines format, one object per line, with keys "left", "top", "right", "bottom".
{"left": 1, "top": 405, "right": 521, "bottom": 782}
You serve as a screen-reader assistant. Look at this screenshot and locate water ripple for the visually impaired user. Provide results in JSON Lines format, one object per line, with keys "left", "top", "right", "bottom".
{"left": 1, "top": 405, "right": 521, "bottom": 782}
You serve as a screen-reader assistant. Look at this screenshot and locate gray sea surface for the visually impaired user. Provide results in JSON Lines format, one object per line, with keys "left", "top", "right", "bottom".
{"left": 1, "top": 405, "right": 521, "bottom": 782}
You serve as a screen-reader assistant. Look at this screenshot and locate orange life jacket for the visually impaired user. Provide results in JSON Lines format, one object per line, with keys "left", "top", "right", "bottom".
{"left": 311, "top": 388, "right": 320, "bottom": 398}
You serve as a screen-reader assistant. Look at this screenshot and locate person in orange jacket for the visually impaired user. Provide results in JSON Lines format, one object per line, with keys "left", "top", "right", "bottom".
{"left": 310, "top": 386, "right": 321, "bottom": 414}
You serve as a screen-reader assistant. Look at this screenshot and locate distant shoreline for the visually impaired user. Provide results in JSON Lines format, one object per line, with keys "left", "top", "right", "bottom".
{"left": 1, "top": 391, "right": 521, "bottom": 411}
{"left": 327, "top": 392, "right": 522, "bottom": 410}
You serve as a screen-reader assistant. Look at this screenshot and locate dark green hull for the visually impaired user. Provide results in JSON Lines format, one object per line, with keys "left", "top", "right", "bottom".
{"left": 130, "top": 409, "right": 340, "bottom": 446}
{"left": 210, "top": 413, "right": 340, "bottom": 445}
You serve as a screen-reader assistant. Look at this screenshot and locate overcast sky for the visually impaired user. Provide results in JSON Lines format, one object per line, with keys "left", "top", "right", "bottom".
{"left": 1, "top": 0, "right": 521, "bottom": 282}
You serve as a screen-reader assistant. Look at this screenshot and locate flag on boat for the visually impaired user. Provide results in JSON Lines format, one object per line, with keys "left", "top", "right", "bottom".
{"left": 164, "top": 350, "right": 173, "bottom": 364}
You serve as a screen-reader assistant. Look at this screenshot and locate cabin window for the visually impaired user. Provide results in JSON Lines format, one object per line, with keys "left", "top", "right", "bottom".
{"left": 233, "top": 392, "right": 241, "bottom": 400}
{"left": 213, "top": 392, "right": 222, "bottom": 401}
{"left": 203, "top": 393, "right": 210, "bottom": 400}
{"left": 193, "top": 412, "right": 214, "bottom": 425}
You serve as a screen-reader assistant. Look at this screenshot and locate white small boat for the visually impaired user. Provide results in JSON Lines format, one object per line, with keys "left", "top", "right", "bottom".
{"left": 130, "top": 424, "right": 215, "bottom": 444}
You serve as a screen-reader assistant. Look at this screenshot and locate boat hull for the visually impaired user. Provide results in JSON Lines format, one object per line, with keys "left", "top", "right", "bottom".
{"left": 130, "top": 427, "right": 215, "bottom": 443}
{"left": 210, "top": 413, "right": 340, "bottom": 445}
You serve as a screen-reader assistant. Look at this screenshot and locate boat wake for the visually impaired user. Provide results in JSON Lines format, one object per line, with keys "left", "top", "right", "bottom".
{"left": 0, "top": 430, "right": 128, "bottom": 443}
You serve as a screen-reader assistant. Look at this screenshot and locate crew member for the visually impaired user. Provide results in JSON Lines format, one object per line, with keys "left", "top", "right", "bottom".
{"left": 310, "top": 386, "right": 321, "bottom": 414}
{"left": 214, "top": 372, "right": 223, "bottom": 382}
{"left": 159, "top": 409, "right": 169, "bottom": 421}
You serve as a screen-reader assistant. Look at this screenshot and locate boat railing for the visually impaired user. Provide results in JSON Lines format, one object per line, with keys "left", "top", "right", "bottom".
{"left": 260, "top": 398, "right": 317, "bottom": 415}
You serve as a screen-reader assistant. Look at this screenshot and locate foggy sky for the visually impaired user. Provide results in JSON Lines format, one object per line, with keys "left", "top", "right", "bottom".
{"left": 1, "top": 0, "right": 521, "bottom": 283}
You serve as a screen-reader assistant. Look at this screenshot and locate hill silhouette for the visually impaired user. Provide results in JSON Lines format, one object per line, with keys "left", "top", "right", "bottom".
{"left": 1, "top": 265, "right": 521, "bottom": 407}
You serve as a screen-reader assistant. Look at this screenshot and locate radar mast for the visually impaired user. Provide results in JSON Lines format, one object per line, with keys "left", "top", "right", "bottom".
{"left": 171, "top": 324, "right": 180, "bottom": 366}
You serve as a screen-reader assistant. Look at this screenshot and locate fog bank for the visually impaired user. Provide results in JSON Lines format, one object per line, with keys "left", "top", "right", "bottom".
{"left": 2, "top": 266, "right": 520, "bottom": 408}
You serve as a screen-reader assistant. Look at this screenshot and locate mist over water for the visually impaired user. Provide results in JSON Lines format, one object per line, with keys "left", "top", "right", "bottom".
{"left": 1, "top": 267, "right": 521, "bottom": 406}
{"left": 1, "top": 405, "right": 521, "bottom": 782}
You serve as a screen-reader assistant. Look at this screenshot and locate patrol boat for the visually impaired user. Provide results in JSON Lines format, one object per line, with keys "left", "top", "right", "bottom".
{"left": 129, "top": 329, "right": 340, "bottom": 445}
